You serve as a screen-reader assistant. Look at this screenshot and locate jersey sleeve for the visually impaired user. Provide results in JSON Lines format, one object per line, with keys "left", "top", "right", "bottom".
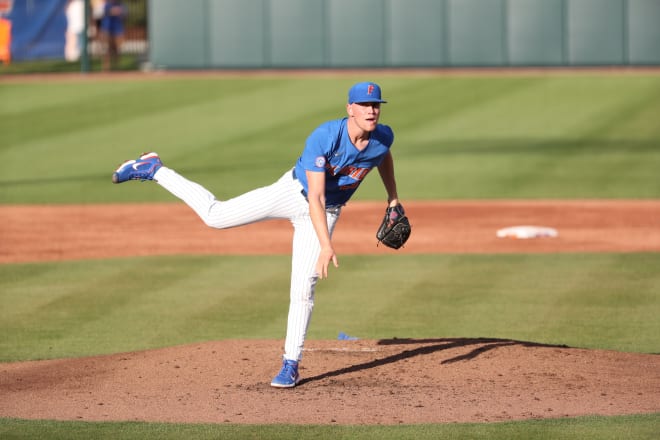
{"left": 300, "top": 120, "right": 341, "bottom": 172}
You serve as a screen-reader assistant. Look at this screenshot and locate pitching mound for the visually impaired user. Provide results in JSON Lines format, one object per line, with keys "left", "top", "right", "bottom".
{"left": 1, "top": 338, "right": 659, "bottom": 425}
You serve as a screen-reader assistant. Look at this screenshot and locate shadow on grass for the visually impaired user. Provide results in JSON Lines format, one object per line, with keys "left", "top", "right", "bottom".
{"left": 299, "top": 337, "right": 569, "bottom": 385}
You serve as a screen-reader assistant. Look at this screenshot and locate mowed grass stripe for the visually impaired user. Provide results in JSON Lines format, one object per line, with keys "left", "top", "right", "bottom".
{"left": 319, "top": 254, "right": 660, "bottom": 352}
{"left": 1, "top": 253, "right": 658, "bottom": 361}
{"left": 0, "top": 413, "right": 659, "bottom": 440}
{"left": 2, "top": 75, "right": 660, "bottom": 203}
{"left": 0, "top": 256, "right": 291, "bottom": 360}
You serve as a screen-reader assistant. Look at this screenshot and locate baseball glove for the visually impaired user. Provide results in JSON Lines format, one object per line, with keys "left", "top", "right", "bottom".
{"left": 376, "top": 204, "right": 411, "bottom": 249}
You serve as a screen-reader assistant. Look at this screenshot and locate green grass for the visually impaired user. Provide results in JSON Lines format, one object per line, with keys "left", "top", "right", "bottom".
{"left": 0, "top": 54, "right": 141, "bottom": 75}
{"left": 1, "top": 74, "right": 660, "bottom": 203}
{"left": 1, "top": 414, "right": 658, "bottom": 439}
{"left": 2, "top": 73, "right": 659, "bottom": 438}
{"left": 1, "top": 254, "right": 658, "bottom": 361}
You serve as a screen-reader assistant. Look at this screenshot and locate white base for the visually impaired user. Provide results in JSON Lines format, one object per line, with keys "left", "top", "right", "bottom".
{"left": 496, "top": 225, "right": 558, "bottom": 239}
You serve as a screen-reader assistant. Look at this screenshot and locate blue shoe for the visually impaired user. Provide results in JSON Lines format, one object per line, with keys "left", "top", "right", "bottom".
{"left": 270, "top": 358, "right": 300, "bottom": 388}
{"left": 112, "top": 152, "right": 162, "bottom": 184}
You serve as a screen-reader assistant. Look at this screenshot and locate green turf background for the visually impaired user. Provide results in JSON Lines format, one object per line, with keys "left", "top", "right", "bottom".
{"left": 1, "top": 73, "right": 658, "bottom": 438}
{"left": 2, "top": 74, "right": 660, "bottom": 203}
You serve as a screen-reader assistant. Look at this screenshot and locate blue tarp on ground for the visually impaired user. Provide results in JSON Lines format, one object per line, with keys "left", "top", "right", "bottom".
{"left": 6, "top": 0, "right": 68, "bottom": 61}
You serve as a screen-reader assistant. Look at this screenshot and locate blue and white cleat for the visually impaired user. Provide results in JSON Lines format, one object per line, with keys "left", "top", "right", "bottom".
{"left": 112, "top": 152, "right": 162, "bottom": 184}
{"left": 270, "top": 358, "right": 300, "bottom": 388}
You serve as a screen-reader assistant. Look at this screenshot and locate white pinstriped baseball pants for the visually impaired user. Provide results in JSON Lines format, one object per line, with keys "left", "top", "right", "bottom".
{"left": 154, "top": 167, "right": 341, "bottom": 362}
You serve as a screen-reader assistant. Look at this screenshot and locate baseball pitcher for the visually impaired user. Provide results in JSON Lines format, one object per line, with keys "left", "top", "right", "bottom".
{"left": 112, "top": 81, "right": 410, "bottom": 388}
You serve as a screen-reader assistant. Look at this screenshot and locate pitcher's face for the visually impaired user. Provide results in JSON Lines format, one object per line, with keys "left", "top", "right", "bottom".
{"left": 347, "top": 102, "right": 381, "bottom": 132}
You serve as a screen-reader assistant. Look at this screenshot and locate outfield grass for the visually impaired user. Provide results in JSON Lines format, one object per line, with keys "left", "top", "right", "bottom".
{"left": 1, "top": 74, "right": 660, "bottom": 203}
{"left": 2, "top": 73, "right": 659, "bottom": 438}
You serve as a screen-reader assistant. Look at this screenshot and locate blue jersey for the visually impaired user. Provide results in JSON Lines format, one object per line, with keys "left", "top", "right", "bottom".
{"left": 293, "top": 118, "right": 394, "bottom": 207}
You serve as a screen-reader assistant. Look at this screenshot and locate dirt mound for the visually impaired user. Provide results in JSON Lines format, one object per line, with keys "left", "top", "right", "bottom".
{"left": 1, "top": 339, "right": 658, "bottom": 425}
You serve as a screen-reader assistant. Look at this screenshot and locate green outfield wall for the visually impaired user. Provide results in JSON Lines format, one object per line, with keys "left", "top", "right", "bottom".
{"left": 148, "top": 0, "right": 660, "bottom": 69}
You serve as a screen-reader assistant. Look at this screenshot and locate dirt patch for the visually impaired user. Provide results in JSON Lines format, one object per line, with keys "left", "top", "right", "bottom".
{"left": 1, "top": 339, "right": 658, "bottom": 425}
{"left": 1, "top": 200, "right": 659, "bottom": 425}
{"left": 2, "top": 200, "right": 660, "bottom": 263}
{"left": 2, "top": 66, "right": 660, "bottom": 85}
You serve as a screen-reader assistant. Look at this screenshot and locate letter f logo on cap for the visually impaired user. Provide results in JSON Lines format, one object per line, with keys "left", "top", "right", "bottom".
{"left": 348, "top": 82, "right": 387, "bottom": 104}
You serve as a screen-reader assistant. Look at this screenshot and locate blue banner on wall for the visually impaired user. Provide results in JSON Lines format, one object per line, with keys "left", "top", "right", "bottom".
{"left": 5, "top": 0, "right": 68, "bottom": 61}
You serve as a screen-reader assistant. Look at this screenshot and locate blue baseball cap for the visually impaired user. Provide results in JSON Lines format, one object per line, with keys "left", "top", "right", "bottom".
{"left": 347, "top": 81, "right": 387, "bottom": 104}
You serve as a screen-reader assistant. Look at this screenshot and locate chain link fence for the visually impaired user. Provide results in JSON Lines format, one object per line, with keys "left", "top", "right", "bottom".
{"left": 0, "top": 0, "right": 148, "bottom": 72}
{"left": 88, "top": 0, "right": 147, "bottom": 61}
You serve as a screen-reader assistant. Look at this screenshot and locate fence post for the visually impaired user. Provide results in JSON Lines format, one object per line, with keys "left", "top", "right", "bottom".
{"left": 81, "top": 0, "right": 90, "bottom": 72}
